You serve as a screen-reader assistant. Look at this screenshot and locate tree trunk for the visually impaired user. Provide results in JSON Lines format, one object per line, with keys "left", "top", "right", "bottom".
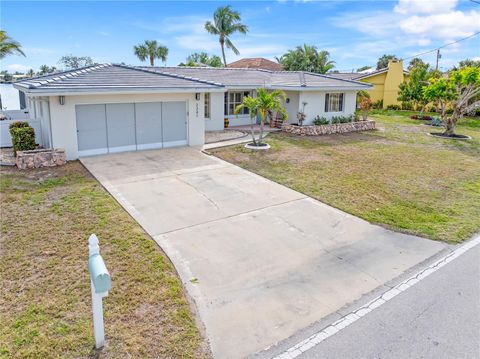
{"left": 249, "top": 115, "right": 257, "bottom": 146}
{"left": 258, "top": 112, "right": 265, "bottom": 145}
{"left": 150, "top": 55, "right": 154, "bottom": 66}
{"left": 220, "top": 37, "right": 227, "bottom": 67}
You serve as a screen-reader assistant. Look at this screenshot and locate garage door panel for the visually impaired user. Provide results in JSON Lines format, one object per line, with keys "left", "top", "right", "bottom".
{"left": 106, "top": 103, "right": 136, "bottom": 153}
{"left": 135, "top": 102, "right": 163, "bottom": 150}
{"left": 76, "top": 104, "right": 108, "bottom": 156}
{"left": 162, "top": 101, "right": 187, "bottom": 147}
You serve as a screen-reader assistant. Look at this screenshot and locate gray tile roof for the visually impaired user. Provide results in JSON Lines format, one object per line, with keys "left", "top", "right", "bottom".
{"left": 14, "top": 63, "right": 371, "bottom": 95}
{"left": 14, "top": 64, "right": 224, "bottom": 93}
{"left": 142, "top": 66, "right": 372, "bottom": 90}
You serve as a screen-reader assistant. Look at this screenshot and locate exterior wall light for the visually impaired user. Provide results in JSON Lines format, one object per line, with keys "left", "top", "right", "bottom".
{"left": 59, "top": 96, "right": 65, "bottom": 105}
{"left": 195, "top": 93, "right": 201, "bottom": 101}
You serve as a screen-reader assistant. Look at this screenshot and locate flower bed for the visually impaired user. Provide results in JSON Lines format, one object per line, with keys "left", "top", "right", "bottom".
{"left": 16, "top": 148, "right": 66, "bottom": 169}
{"left": 282, "top": 120, "right": 375, "bottom": 136}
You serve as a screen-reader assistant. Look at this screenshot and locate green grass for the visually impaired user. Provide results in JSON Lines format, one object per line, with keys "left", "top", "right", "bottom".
{"left": 0, "top": 163, "right": 208, "bottom": 358}
{"left": 211, "top": 111, "right": 480, "bottom": 243}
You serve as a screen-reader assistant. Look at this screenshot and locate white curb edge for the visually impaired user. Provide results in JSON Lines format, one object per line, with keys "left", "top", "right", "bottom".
{"left": 272, "top": 235, "right": 480, "bottom": 359}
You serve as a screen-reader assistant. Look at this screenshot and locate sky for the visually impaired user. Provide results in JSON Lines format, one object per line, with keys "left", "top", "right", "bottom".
{"left": 1, "top": 0, "right": 479, "bottom": 73}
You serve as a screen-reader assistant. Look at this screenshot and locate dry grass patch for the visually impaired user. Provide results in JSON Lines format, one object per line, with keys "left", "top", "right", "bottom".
{"left": 0, "top": 163, "right": 209, "bottom": 358}
{"left": 211, "top": 113, "right": 480, "bottom": 243}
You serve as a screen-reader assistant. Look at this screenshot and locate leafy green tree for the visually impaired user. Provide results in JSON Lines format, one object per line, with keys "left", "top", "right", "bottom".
{"left": 357, "top": 66, "right": 372, "bottom": 72}
{"left": 408, "top": 58, "right": 427, "bottom": 70}
{"left": 38, "top": 65, "right": 57, "bottom": 75}
{"left": 277, "top": 44, "right": 335, "bottom": 74}
{"left": 398, "top": 61, "right": 431, "bottom": 112}
{"left": 423, "top": 67, "right": 480, "bottom": 135}
{"left": 59, "top": 55, "right": 94, "bottom": 69}
{"left": 205, "top": 5, "right": 248, "bottom": 66}
{"left": 26, "top": 69, "right": 34, "bottom": 77}
{"left": 179, "top": 52, "right": 223, "bottom": 67}
{"left": 458, "top": 59, "right": 480, "bottom": 68}
{"left": 376, "top": 54, "right": 398, "bottom": 70}
{"left": 235, "top": 88, "right": 287, "bottom": 147}
{"left": 1, "top": 70, "right": 13, "bottom": 82}
{"left": 0, "top": 30, "right": 25, "bottom": 59}
{"left": 133, "top": 40, "right": 168, "bottom": 66}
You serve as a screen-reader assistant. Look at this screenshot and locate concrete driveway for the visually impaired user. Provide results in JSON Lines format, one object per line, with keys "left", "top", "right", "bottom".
{"left": 81, "top": 148, "right": 447, "bottom": 358}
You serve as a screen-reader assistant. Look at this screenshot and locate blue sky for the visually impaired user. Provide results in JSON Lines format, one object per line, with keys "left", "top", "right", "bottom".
{"left": 1, "top": 0, "right": 479, "bottom": 73}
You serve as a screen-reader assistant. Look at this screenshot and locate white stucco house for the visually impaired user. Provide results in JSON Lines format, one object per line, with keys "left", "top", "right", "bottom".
{"left": 13, "top": 64, "right": 371, "bottom": 160}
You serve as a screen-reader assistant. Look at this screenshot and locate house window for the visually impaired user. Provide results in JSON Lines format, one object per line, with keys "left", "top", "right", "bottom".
{"left": 224, "top": 91, "right": 250, "bottom": 115}
{"left": 325, "top": 93, "right": 344, "bottom": 112}
{"left": 204, "top": 93, "right": 211, "bottom": 118}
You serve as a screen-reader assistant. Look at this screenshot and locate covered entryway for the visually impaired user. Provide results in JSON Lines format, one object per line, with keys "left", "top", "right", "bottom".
{"left": 76, "top": 101, "right": 187, "bottom": 156}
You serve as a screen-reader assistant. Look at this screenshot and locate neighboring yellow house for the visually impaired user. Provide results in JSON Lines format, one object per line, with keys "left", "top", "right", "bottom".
{"left": 334, "top": 60, "right": 410, "bottom": 108}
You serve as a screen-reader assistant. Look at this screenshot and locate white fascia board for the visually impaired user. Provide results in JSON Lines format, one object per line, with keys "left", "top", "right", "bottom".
{"left": 267, "top": 85, "right": 372, "bottom": 91}
{"left": 13, "top": 87, "right": 226, "bottom": 96}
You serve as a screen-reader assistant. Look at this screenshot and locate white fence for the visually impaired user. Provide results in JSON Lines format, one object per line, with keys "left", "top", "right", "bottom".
{"left": 0, "top": 111, "right": 43, "bottom": 147}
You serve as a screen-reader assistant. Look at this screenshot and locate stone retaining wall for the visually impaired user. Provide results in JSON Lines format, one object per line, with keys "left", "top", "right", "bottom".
{"left": 16, "top": 148, "right": 66, "bottom": 170}
{"left": 283, "top": 120, "right": 375, "bottom": 136}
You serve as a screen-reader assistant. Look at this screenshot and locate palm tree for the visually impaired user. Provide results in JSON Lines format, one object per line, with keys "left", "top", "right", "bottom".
{"left": 0, "top": 30, "right": 25, "bottom": 59}
{"left": 235, "top": 88, "right": 288, "bottom": 147}
{"left": 205, "top": 6, "right": 248, "bottom": 66}
{"left": 277, "top": 45, "right": 335, "bottom": 74}
{"left": 133, "top": 40, "right": 168, "bottom": 66}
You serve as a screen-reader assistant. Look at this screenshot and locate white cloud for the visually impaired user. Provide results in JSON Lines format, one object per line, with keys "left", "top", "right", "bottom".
{"left": 394, "top": 0, "right": 458, "bottom": 14}
{"left": 331, "top": 11, "right": 399, "bottom": 37}
{"left": 417, "top": 38, "right": 431, "bottom": 46}
{"left": 98, "top": 31, "right": 110, "bottom": 37}
{"left": 400, "top": 10, "right": 480, "bottom": 38}
{"left": 23, "top": 47, "right": 55, "bottom": 56}
{"left": 6, "top": 64, "right": 31, "bottom": 72}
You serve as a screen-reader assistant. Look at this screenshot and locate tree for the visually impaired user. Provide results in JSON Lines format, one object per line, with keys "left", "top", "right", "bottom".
{"left": 235, "top": 88, "right": 287, "bottom": 147}
{"left": 357, "top": 66, "right": 372, "bottom": 72}
{"left": 359, "top": 97, "right": 373, "bottom": 121}
{"left": 1, "top": 70, "right": 13, "bottom": 82}
{"left": 205, "top": 5, "right": 248, "bottom": 66}
{"left": 398, "top": 61, "right": 431, "bottom": 112}
{"left": 133, "top": 40, "right": 168, "bottom": 66}
{"left": 408, "top": 58, "right": 427, "bottom": 70}
{"left": 376, "top": 54, "right": 398, "bottom": 70}
{"left": 458, "top": 59, "right": 480, "bottom": 68}
{"left": 179, "top": 52, "right": 223, "bottom": 67}
{"left": 423, "top": 67, "right": 480, "bottom": 135}
{"left": 277, "top": 45, "right": 335, "bottom": 74}
{"left": 0, "top": 30, "right": 25, "bottom": 59}
{"left": 26, "top": 69, "right": 34, "bottom": 77}
{"left": 38, "top": 65, "right": 57, "bottom": 75}
{"left": 59, "top": 55, "right": 94, "bottom": 69}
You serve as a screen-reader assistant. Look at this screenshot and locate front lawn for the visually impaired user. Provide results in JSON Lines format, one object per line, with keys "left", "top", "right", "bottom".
{"left": 211, "top": 111, "right": 480, "bottom": 243}
{"left": 0, "top": 163, "right": 208, "bottom": 358}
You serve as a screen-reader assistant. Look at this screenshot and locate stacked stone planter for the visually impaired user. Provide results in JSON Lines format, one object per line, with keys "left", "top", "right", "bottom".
{"left": 16, "top": 148, "right": 66, "bottom": 170}
{"left": 283, "top": 120, "right": 375, "bottom": 136}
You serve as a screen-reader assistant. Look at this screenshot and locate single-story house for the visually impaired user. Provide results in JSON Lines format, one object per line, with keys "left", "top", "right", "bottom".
{"left": 227, "top": 57, "right": 284, "bottom": 71}
{"left": 334, "top": 60, "right": 409, "bottom": 108}
{"left": 13, "top": 64, "right": 371, "bottom": 160}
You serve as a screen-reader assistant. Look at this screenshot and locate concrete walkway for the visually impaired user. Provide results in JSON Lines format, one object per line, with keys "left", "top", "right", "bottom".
{"left": 81, "top": 148, "right": 447, "bottom": 359}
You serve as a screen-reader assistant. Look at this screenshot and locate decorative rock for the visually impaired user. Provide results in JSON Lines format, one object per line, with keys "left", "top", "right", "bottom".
{"left": 16, "top": 148, "right": 66, "bottom": 170}
{"left": 282, "top": 120, "right": 376, "bottom": 136}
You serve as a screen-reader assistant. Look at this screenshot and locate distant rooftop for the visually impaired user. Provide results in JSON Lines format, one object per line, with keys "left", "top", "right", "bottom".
{"left": 227, "top": 58, "right": 284, "bottom": 71}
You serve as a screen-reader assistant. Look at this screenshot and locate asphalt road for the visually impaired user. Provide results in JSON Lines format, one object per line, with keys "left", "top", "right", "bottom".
{"left": 299, "top": 244, "right": 480, "bottom": 359}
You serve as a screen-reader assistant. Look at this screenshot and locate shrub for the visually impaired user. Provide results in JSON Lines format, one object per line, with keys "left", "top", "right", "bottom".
{"left": 372, "top": 99, "right": 383, "bottom": 109}
{"left": 421, "top": 115, "right": 433, "bottom": 121}
{"left": 401, "top": 102, "right": 413, "bottom": 110}
{"left": 331, "top": 115, "right": 355, "bottom": 124}
{"left": 410, "top": 114, "right": 419, "bottom": 119}
{"left": 359, "top": 97, "right": 372, "bottom": 121}
{"left": 386, "top": 104, "right": 402, "bottom": 110}
{"left": 313, "top": 116, "right": 329, "bottom": 125}
{"left": 9, "top": 122, "right": 36, "bottom": 155}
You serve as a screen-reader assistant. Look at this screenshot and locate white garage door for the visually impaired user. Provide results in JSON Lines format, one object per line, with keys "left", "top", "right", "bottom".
{"left": 76, "top": 101, "right": 187, "bottom": 157}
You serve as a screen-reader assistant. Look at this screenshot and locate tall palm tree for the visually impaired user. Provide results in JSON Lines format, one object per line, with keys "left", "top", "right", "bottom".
{"left": 204, "top": 6, "right": 248, "bottom": 66}
{"left": 133, "top": 40, "right": 168, "bottom": 66}
{"left": 0, "top": 30, "right": 25, "bottom": 59}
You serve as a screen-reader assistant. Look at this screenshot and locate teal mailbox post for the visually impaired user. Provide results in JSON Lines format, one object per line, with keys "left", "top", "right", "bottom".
{"left": 88, "top": 234, "right": 111, "bottom": 349}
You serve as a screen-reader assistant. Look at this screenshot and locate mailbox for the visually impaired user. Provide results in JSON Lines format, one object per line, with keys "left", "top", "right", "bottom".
{"left": 87, "top": 234, "right": 111, "bottom": 349}
{"left": 88, "top": 254, "right": 111, "bottom": 293}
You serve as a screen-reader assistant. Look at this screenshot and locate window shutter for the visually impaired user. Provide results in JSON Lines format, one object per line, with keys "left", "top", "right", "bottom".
{"left": 325, "top": 93, "right": 330, "bottom": 112}
{"left": 339, "top": 93, "right": 344, "bottom": 111}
